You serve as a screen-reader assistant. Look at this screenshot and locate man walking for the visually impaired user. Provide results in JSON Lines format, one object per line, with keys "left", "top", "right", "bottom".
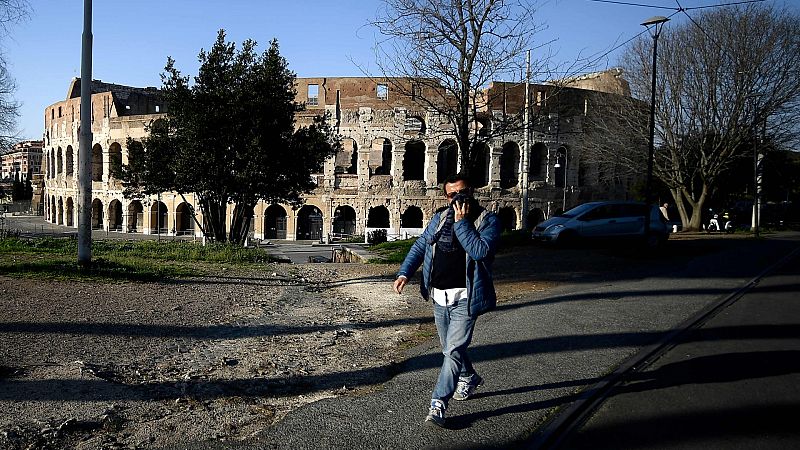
{"left": 393, "top": 174, "right": 500, "bottom": 427}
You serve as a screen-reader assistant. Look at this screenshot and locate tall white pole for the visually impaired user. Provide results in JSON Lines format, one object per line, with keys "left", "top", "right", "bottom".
{"left": 521, "top": 50, "right": 530, "bottom": 229}
{"left": 77, "top": 0, "right": 93, "bottom": 265}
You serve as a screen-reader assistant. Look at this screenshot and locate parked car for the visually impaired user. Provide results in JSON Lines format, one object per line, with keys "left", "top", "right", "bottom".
{"left": 531, "top": 201, "right": 669, "bottom": 248}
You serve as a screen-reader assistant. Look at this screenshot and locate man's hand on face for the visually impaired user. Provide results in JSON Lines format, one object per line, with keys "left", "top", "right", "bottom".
{"left": 453, "top": 199, "right": 469, "bottom": 222}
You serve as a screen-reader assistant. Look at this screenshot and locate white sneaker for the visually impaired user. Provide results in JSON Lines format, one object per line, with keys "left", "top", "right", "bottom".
{"left": 453, "top": 374, "right": 484, "bottom": 401}
{"left": 424, "top": 399, "right": 446, "bottom": 427}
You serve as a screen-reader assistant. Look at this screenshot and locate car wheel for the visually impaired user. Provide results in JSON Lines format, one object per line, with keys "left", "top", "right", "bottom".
{"left": 557, "top": 231, "right": 577, "bottom": 247}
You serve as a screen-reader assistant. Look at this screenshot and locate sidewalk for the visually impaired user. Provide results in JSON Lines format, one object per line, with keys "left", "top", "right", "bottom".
{"left": 559, "top": 248, "right": 800, "bottom": 449}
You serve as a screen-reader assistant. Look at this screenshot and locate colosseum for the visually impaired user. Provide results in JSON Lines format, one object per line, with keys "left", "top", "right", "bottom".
{"left": 41, "top": 70, "right": 635, "bottom": 241}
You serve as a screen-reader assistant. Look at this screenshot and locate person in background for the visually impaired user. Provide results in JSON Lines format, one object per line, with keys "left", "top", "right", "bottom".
{"left": 393, "top": 173, "right": 501, "bottom": 428}
{"left": 660, "top": 202, "right": 670, "bottom": 221}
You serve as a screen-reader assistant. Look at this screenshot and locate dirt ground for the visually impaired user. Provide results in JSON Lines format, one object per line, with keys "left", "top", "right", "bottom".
{"left": 0, "top": 233, "right": 741, "bottom": 449}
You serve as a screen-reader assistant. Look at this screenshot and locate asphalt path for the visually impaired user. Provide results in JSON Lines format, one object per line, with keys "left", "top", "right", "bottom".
{"left": 156, "top": 234, "right": 800, "bottom": 450}
{"left": 558, "top": 240, "right": 800, "bottom": 449}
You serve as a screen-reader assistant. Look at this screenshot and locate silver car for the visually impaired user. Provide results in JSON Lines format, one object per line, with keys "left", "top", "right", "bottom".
{"left": 531, "top": 201, "right": 669, "bottom": 247}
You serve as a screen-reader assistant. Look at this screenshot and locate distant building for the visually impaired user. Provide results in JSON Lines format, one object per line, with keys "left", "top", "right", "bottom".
{"left": 42, "top": 72, "right": 643, "bottom": 239}
{"left": 2, "top": 140, "right": 43, "bottom": 181}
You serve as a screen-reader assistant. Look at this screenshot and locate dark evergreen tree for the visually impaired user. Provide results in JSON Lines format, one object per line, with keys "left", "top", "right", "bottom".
{"left": 117, "top": 30, "right": 339, "bottom": 244}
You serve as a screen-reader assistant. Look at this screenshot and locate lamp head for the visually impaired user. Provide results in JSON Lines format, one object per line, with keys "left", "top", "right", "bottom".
{"left": 641, "top": 16, "right": 670, "bottom": 27}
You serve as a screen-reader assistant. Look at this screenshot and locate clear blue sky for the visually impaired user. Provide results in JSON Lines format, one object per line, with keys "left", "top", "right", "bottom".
{"left": 3, "top": 0, "right": 795, "bottom": 140}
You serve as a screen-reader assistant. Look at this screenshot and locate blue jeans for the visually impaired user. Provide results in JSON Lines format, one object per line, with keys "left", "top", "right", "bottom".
{"left": 431, "top": 300, "right": 477, "bottom": 404}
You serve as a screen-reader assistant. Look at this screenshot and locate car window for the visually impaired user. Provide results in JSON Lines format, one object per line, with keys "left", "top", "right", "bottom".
{"left": 617, "top": 204, "right": 647, "bottom": 217}
{"left": 581, "top": 205, "right": 613, "bottom": 221}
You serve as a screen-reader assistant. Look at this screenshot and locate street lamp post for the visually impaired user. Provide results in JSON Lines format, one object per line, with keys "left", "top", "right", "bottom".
{"left": 641, "top": 15, "right": 669, "bottom": 235}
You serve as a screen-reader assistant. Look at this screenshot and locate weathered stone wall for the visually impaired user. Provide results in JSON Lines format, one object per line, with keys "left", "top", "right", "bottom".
{"left": 42, "top": 75, "right": 634, "bottom": 239}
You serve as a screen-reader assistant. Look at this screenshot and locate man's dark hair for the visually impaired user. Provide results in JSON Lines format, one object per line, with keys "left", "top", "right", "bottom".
{"left": 442, "top": 173, "right": 471, "bottom": 193}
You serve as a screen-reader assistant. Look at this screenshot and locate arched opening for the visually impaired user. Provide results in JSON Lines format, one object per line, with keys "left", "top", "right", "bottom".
{"left": 56, "top": 148, "right": 63, "bottom": 176}
{"left": 498, "top": 207, "right": 517, "bottom": 232}
{"left": 470, "top": 142, "right": 490, "bottom": 188}
{"left": 527, "top": 208, "right": 545, "bottom": 230}
{"left": 128, "top": 200, "right": 143, "bottom": 232}
{"left": 335, "top": 138, "right": 358, "bottom": 174}
{"left": 297, "top": 205, "right": 323, "bottom": 240}
{"left": 91, "top": 144, "right": 103, "bottom": 182}
{"left": 403, "top": 140, "right": 425, "bottom": 181}
{"left": 91, "top": 199, "right": 104, "bottom": 229}
{"left": 65, "top": 197, "right": 74, "bottom": 227}
{"left": 367, "top": 205, "right": 390, "bottom": 228}
{"left": 175, "top": 202, "right": 194, "bottom": 235}
{"left": 405, "top": 116, "right": 426, "bottom": 135}
{"left": 554, "top": 146, "right": 567, "bottom": 188}
{"left": 500, "top": 141, "right": 520, "bottom": 188}
{"left": 108, "top": 199, "right": 123, "bottom": 231}
{"left": 65, "top": 146, "right": 74, "bottom": 176}
{"left": 108, "top": 142, "right": 123, "bottom": 179}
{"left": 530, "top": 143, "right": 547, "bottom": 178}
{"left": 49, "top": 195, "right": 55, "bottom": 222}
{"left": 150, "top": 201, "right": 167, "bottom": 234}
{"left": 437, "top": 139, "right": 459, "bottom": 184}
{"left": 57, "top": 197, "right": 64, "bottom": 225}
{"left": 370, "top": 138, "right": 393, "bottom": 176}
{"left": 264, "top": 205, "right": 288, "bottom": 240}
{"left": 332, "top": 205, "right": 357, "bottom": 237}
{"left": 401, "top": 206, "right": 423, "bottom": 228}
{"left": 48, "top": 149, "right": 54, "bottom": 179}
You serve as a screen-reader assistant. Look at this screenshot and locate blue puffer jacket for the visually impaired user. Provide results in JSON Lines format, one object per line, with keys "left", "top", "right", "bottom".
{"left": 397, "top": 206, "right": 501, "bottom": 317}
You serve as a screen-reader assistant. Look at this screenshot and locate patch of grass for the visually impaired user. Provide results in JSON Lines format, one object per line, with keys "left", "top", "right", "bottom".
{"left": 368, "top": 239, "right": 415, "bottom": 264}
{"left": 0, "top": 237, "right": 279, "bottom": 281}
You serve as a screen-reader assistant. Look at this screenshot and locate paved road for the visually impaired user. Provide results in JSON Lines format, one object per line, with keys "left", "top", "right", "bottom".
{"left": 155, "top": 234, "right": 800, "bottom": 449}
{"left": 559, "top": 243, "right": 800, "bottom": 449}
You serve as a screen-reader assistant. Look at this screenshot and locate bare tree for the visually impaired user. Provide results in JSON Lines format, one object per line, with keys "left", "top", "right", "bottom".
{"left": 619, "top": 3, "right": 800, "bottom": 231}
{"left": 371, "top": 0, "right": 545, "bottom": 179}
{"left": 0, "top": 0, "right": 29, "bottom": 148}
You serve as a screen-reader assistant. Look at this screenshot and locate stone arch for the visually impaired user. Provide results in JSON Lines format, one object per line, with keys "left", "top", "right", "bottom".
{"left": 150, "top": 201, "right": 168, "bottom": 233}
{"left": 470, "top": 142, "right": 490, "bottom": 188}
{"left": 530, "top": 143, "right": 547, "bottom": 178}
{"left": 367, "top": 205, "right": 390, "bottom": 228}
{"left": 296, "top": 205, "right": 323, "bottom": 240}
{"left": 65, "top": 197, "right": 74, "bottom": 227}
{"left": 56, "top": 148, "right": 63, "bottom": 175}
{"left": 175, "top": 202, "right": 194, "bottom": 235}
{"left": 127, "top": 200, "right": 143, "bottom": 232}
{"left": 405, "top": 115, "right": 426, "bottom": 135}
{"left": 91, "top": 144, "right": 103, "bottom": 182}
{"left": 57, "top": 197, "right": 64, "bottom": 225}
{"left": 497, "top": 207, "right": 517, "bottom": 232}
{"left": 65, "top": 146, "right": 74, "bottom": 176}
{"left": 401, "top": 206, "right": 423, "bottom": 228}
{"left": 336, "top": 138, "right": 358, "bottom": 174}
{"left": 527, "top": 208, "right": 545, "bottom": 230}
{"left": 108, "top": 199, "right": 123, "bottom": 231}
{"left": 437, "top": 139, "right": 459, "bottom": 184}
{"left": 48, "top": 149, "right": 54, "bottom": 179}
{"left": 264, "top": 204, "right": 288, "bottom": 240}
{"left": 500, "top": 141, "right": 520, "bottom": 189}
{"left": 91, "top": 198, "right": 104, "bottom": 229}
{"left": 332, "top": 205, "right": 357, "bottom": 236}
{"left": 370, "top": 138, "right": 392, "bottom": 176}
{"left": 403, "top": 140, "right": 425, "bottom": 181}
{"left": 108, "top": 142, "right": 123, "bottom": 179}
{"left": 49, "top": 195, "right": 56, "bottom": 222}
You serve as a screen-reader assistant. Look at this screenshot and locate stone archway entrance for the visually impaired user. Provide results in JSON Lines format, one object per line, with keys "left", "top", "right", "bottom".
{"left": 297, "top": 205, "right": 323, "bottom": 241}
{"left": 264, "top": 205, "right": 288, "bottom": 240}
